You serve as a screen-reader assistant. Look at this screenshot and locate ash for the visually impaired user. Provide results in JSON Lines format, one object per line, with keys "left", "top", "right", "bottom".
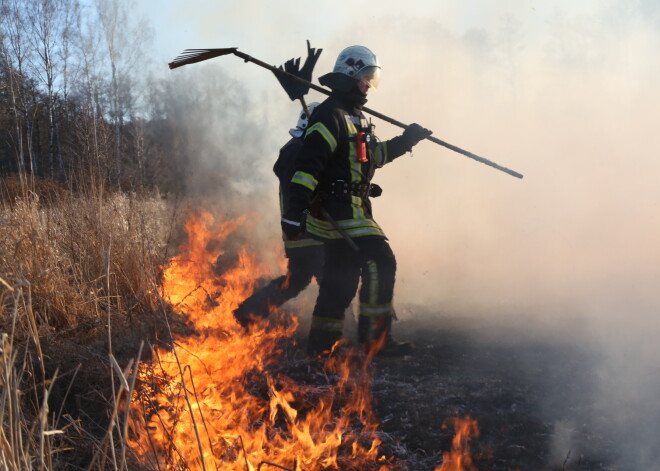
{"left": 363, "top": 308, "right": 646, "bottom": 471}
{"left": 287, "top": 303, "right": 654, "bottom": 471}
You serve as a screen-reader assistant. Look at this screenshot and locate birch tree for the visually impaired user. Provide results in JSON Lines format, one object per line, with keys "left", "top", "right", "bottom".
{"left": 95, "top": 0, "right": 150, "bottom": 189}
{"left": 0, "top": 0, "right": 36, "bottom": 175}
{"left": 25, "top": 0, "right": 70, "bottom": 179}
{"left": 71, "top": 1, "right": 105, "bottom": 177}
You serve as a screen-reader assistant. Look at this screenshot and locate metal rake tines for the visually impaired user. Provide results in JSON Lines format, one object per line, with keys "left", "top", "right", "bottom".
{"left": 168, "top": 48, "right": 238, "bottom": 69}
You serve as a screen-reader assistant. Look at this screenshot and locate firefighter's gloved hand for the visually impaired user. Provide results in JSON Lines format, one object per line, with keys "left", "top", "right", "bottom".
{"left": 368, "top": 183, "right": 383, "bottom": 198}
{"left": 401, "top": 123, "right": 432, "bottom": 150}
{"left": 281, "top": 210, "right": 307, "bottom": 240}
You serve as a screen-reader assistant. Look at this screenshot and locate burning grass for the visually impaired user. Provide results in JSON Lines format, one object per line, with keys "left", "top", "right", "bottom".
{"left": 127, "top": 210, "right": 391, "bottom": 471}
{"left": 1, "top": 185, "right": 483, "bottom": 471}
{"left": 125, "top": 209, "right": 483, "bottom": 471}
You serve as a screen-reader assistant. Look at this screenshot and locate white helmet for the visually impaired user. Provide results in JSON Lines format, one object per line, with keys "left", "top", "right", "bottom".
{"left": 331, "top": 45, "right": 381, "bottom": 90}
{"left": 290, "top": 102, "right": 320, "bottom": 138}
{"left": 296, "top": 102, "right": 320, "bottom": 130}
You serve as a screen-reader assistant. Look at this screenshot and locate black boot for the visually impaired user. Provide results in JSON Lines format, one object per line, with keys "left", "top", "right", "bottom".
{"left": 233, "top": 295, "right": 270, "bottom": 328}
{"left": 358, "top": 315, "right": 414, "bottom": 357}
{"left": 377, "top": 334, "right": 415, "bottom": 356}
{"left": 306, "top": 327, "right": 342, "bottom": 356}
{"left": 233, "top": 278, "right": 281, "bottom": 327}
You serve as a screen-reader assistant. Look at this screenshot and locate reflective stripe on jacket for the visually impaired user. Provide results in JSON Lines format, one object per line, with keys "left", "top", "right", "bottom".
{"left": 286, "top": 94, "right": 412, "bottom": 241}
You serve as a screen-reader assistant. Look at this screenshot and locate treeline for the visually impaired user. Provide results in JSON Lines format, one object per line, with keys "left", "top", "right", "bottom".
{"left": 0, "top": 0, "right": 188, "bottom": 194}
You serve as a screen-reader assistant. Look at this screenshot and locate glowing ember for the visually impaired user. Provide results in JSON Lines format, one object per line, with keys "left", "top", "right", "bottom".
{"left": 435, "top": 417, "right": 480, "bottom": 471}
{"left": 127, "top": 209, "right": 389, "bottom": 471}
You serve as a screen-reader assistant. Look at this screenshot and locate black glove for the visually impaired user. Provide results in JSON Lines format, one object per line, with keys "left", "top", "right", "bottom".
{"left": 275, "top": 40, "right": 322, "bottom": 101}
{"left": 275, "top": 58, "right": 306, "bottom": 101}
{"left": 401, "top": 123, "right": 432, "bottom": 150}
{"left": 299, "top": 40, "right": 322, "bottom": 83}
{"left": 368, "top": 183, "right": 383, "bottom": 198}
{"left": 281, "top": 210, "right": 307, "bottom": 240}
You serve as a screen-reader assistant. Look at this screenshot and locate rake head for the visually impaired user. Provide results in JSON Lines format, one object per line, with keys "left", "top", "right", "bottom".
{"left": 168, "top": 48, "right": 238, "bottom": 69}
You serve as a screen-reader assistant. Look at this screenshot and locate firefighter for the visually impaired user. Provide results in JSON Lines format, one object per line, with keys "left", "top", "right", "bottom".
{"left": 282, "top": 45, "right": 431, "bottom": 356}
{"left": 233, "top": 103, "right": 325, "bottom": 327}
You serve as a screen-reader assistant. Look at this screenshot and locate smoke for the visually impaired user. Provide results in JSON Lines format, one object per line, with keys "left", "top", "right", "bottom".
{"left": 145, "top": 1, "right": 660, "bottom": 468}
{"left": 153, "top": 63, "right": 289, "bottom": 254}
{"left": 356, "top": 9, "right": 660, "bottom": 469}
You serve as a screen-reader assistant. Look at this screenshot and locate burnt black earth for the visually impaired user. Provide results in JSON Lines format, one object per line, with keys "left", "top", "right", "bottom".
{"left": 286, "top": 304, "right": 657, "bottom": 471}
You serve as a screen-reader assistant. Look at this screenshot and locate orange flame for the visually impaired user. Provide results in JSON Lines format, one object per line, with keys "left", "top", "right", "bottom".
{"left": 435, "top": 417, "right": 480, "bottom": 471}
{"left": 127, "top": 209, "right": 390, "bottom": 471}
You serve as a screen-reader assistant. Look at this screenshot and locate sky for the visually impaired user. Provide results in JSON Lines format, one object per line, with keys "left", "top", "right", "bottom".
{"left": 133, "top": 1, "right": 660, "bottom": 467}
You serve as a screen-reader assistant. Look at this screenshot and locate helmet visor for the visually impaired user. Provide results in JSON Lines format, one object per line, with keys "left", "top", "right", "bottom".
{"left": 356, "top": 66, "right": 381, "bottom": 91}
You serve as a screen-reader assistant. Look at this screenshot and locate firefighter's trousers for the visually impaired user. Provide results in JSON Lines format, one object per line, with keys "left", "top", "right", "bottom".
{"left": 234, "top": 244, "right": 324, "bottom": 326}
{"left": 307, "top": 237, "right": 396, "bottom": 355}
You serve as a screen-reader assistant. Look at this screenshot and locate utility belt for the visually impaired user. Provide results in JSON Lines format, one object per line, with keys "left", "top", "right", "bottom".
{"left": 325, "top": 180, "right": 383, "bottom": 199}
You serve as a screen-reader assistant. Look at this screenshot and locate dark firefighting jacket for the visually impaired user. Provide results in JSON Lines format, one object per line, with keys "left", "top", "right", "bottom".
{"left": 285, "top": 92, "right": 415, "bottom": 240}
{"left": 274, "top": 135, "right": 323, "bottom": 251}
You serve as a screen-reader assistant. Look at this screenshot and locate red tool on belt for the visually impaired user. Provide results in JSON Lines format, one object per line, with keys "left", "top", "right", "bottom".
{"left": 356, "top": 132, "right": 368, "bottom": 162}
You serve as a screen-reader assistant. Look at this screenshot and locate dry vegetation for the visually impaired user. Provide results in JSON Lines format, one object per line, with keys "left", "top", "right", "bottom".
{"left": 0, "top": 177, "right": 185, "bottom": 470}
{"left": 0, "top": 178, "right": 624, "bottom": 471}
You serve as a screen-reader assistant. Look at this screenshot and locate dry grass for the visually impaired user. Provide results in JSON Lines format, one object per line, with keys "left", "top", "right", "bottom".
{"left": 0, "top": 186, "right": 175, "bottom": 333}
{"left": 0, "top": 177, "right": 186, "bottom": 470}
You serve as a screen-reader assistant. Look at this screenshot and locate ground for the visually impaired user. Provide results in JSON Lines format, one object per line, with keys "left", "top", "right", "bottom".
{"left": 366, "top": 310, "right": 619, "bottom": 471}
{"left": 41, "top": 301, "right": 655, "bottom": 470}
{"left": 288, "top": 293, "right": 660, "bottom": 471}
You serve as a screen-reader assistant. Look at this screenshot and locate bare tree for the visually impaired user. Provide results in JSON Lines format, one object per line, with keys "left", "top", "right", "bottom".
{"left": 95, "top": 0, "right": 151, "bottom": 190}
{"left": 70, "top": 3, "right": 99, "bottom": 177}
{"left": 1, "top": 0, "right": 37, "bottom": 176}
{"left": 55, "top": 0, "right": 79, "bottom": 179}
{"left": 1, "top": 0, "right": 165, "bottom": 193}
{"left": 59, "top": 0, "right": 78, "bottom": 110}
{"left": 24, "top": 0, "right": 72, "bottom": 179}
{"left": 0, "top": 29, "right": 25, "bottom": 174}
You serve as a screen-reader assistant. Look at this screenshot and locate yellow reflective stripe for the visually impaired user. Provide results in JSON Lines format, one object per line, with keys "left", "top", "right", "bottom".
{"left": 346, "top": 120, "right": 362, "bottom": 183}
{"left": 359, "top": 302, "right": 393, "bottom": 317}
{"left": 343, "top": 117, "right": 366, "bottom": 219}
{"left": 306, "top": 122, "right": 337, "bottom": 152}
{"left": 306, "top": 215, "right": 385, "bottom": 239}
{"left": 307, "top": 226, "right": 383, "bottom": 239}
{"left": 365, "top": 260, "right": 378, "bottom": 304}
{"left": 345, "top": 119, "right": 358, "bottom": 135}
{"left": 291, "top": 171, "right": 318, "bottom": 191}
{"left": 284, "top": 238, "right": 324, "bottom": 249}
{"left": 374, "top": 141, "right": 389, "bottom": 167}
{"left": 311, "top": 316, "right": 344, "bottom": 332}
{"left": 309, "top": 217, "right": 380, "bottom": 229}
{"left": 351, "top": 195, "right": 365, "bottom": 219}
{"left": 349, "top": 141, "right": 361, "bottom": 183}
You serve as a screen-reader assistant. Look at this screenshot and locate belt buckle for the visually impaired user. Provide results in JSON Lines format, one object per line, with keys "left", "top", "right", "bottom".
{"left": 330, "top": 179, "right": 345, "bottom": 196}
{"left": 336, "top": 179, "right": 348, "bottom": 196}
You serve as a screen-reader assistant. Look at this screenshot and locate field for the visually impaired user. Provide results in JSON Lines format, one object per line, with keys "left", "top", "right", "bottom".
{"left": 0, "top": 183, "right": 652, "bottom": 471}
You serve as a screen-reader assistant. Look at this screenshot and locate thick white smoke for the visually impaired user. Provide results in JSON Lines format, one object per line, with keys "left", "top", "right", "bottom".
{"left": 144, "top": 1, "right": 660, "bottom": 468}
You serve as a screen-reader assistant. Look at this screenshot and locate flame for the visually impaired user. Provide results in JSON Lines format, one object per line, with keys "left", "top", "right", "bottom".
{"left": 127, "top": 209, "right": 390, "bottom": 471}
{"left": 434, "top": 417, "right": 480, "bottom": 471}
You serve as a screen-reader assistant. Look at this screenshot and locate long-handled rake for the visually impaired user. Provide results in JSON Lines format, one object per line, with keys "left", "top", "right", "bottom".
{"left": 169, "top": 45, "right": 524, "bottom": 180}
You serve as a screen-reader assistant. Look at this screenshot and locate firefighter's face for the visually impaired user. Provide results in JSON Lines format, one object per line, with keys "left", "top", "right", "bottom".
{"left": 357, "top": 79, "right": 370, "bottom": 95}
